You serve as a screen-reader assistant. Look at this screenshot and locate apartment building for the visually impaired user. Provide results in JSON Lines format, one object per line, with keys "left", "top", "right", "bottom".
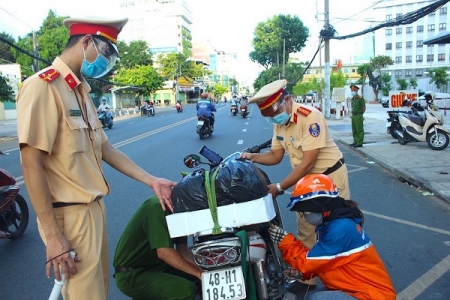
{"left": 374, "top": 0, "right": 450, "bottom": 92}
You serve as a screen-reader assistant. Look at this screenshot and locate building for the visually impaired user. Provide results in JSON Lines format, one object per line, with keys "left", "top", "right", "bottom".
{"left": 373, "top": 0, "right": 450, "bottom": 92}
{"left": 0, "top": 63, "right": 21, "bottom": 120}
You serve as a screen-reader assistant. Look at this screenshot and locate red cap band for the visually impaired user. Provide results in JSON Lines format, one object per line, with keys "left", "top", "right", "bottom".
{"left": 69, "top": 23, "right": 119, "bottom": 44}
{"left": 257, "top": 88, "right": 285, "bottom": 110}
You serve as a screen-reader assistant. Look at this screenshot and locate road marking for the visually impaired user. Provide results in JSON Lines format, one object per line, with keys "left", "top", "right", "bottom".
{"left": 397, "top": 254, "right": 450, "bottom": 300}
{"left": 345, "top": 163, "right": 368, "bottom": 173}
{"left": 0, "top": 147, "right": 19, "bottom": 153}
{"left": 237, "top": 140, "right": 243, "bottom": 144}
{"left": 242, "top": 129, "right": 247, "bottom": 132}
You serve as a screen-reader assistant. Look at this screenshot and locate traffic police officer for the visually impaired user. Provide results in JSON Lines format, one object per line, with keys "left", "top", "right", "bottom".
{"left": 350, "top": 84, "right": 366, "bottom": 147}
{"left": 242, "top": 79, "right": 350, "bottom": 293}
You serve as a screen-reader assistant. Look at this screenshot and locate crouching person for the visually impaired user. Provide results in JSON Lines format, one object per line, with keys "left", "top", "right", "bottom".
{"left": 269, "top": 174, "right": 396, "bottom": 300}
{"left": 113, "top": 195, "right": 203, "bottom": 300}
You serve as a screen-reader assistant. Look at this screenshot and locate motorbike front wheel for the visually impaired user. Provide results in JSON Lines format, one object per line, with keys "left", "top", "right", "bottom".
{"left": 0, "top": 194, "right": 29, "bottom": 239}
{"left": 427, "top": 129, "right": 450, "bottom": 150}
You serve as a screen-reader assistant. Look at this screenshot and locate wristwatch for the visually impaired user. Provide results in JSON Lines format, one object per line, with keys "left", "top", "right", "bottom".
{"left": 276, "top": 183, "right": 284, "bottom": 193}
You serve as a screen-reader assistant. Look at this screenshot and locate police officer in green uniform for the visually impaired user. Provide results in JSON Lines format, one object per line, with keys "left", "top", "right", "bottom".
{"left": 350, "top": 84, "right": 366, "bottom": 147}
{"left": 113, "top": 196, "right": 202, "bottom": 300}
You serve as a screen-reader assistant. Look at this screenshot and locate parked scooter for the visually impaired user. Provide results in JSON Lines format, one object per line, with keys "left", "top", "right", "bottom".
{"left": 97, "top": 109, "right": 114, "bottom": 129}
{"left": 180, "top": 141, "right": 287, "bottom": 300}
{"left": 176, "top": 101, "right": 183, "bottom": 113}
{"left": 196, "top": 115, "right": 214, "bottom": 139}
{"left": 0, "top": 168, "right": 29, "bottom": 240}
{"left": 393, "top": 96, "right": 450, "bottom": 150}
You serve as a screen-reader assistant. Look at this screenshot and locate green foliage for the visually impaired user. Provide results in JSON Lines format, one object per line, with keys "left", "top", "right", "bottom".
{"left": 396, "top": 78, "right": 408, "bottom": 90}
{"left": 293, "top": 77, "right": 321, "bottom": 96}
{"left": 356, "top": 64, "right": 370, "bottom": 85}
{"left": 428, "top": 67, "right": 449, "bottom": 90}
{"left": 211, "top": 83, "right": 228, "bottom": 98}
{"left": 157, "top": 53, "right": 204, "bottom": 80}
{"left": 113, "top": 65, "right": 164, "bottom": 96}
{"left": 116, "top": 40, "right": 153, "bottom": 70}
{"left": 250, "top": 14, "right": 309, "bottom": 69}
{"left": 0, "top": 32, "right": 16, "bottom": 63}
{"left": 253, "top": 62, "right": 305, "bottom": 93}
{"left": 369, "top": 55, "right": 394, "bottom": 72}
{"left": 380, "top": 73, "right": 392, "bottom": 96}
{"left": 12, "top": 36, "right": 34, "bottom": 77}
{"left": 0, "top": 74, "right": 15, "bottom": 103}
{"left": 409, "top": 78, "right": 418, "bottom": 89}
{"left": 330, "top": 71, "right": 348, "bottom": 89}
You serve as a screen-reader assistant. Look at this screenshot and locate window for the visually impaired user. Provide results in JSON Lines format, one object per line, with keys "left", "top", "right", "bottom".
{"left": 405, "top": 70, "right": 412, "bottom": 77}
{"left": 416, "top": 69, "right": 423, "bottom": 77}
{"left": 441, "top": 7, "right": 447, "bottom": 15}
{"left": 315, "top": 69, "right": 320, "bottom": 74}
{"left": 395, "top": 56, "right": 402, "bottom": 63}
{"left": 429, "top": 11, "right": 435, "bottom": 16}
{"left": 386, "top": 14, "right": 392, "bottom": 21}
{"left": 406, "top": 41, "right": 412, "bottom": 48}
{"left": 417, "top": 25, "right": 424, "bottom": 32}
{"left": 428, "top": 24, "right": 435, "bottom": 31}
{"left": 417, "top": 40, "right": 423, "bottom": 48}
{"left": 386, "top": 43, "right": 392, "bottom": 50}
{"left": 416, "top": 55, "right": 423, "bottom": 62}
{"left": 406, "top": 55, "right": 412, "bottom": 63}
{"left": 386, "top": 29, "right": 392, "bottom": 36}
{"left": 439, "top": 23, "right": 447, "bottom": 31}
{"left": 396, "top": 42, "right": 402, "bottom": 49}
{"left": 396, "top": 13, "right": 403, "bottom": 19}
{"left": 438, "top": 53, "right": 445, "bottom": 61}
{"left": 352, "top": 68, "right": 356, "bottom": 73}
{"left": 427, "top": 54, "right": 434, "bottom": 62}
{"left": 395, "top": 70, "right": 402, "bottom": 78}
{"left": 406, "top": 27, "right": 413, "bottom": 34}
{"left": 396, "top": 27, "right": 402, "bottom": 34}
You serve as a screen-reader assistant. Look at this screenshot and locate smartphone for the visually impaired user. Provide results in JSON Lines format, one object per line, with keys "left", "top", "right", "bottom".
{"left": 199, "top": 145, "right": 223, "bottom": 164}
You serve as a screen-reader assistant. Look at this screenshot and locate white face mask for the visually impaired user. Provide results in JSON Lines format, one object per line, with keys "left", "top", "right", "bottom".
{"left": 351, "top": 91, "right": 357, "bottom": 96}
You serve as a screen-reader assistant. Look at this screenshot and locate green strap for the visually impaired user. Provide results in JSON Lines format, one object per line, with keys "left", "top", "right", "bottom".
{"left": 235, "top": 230, "right": 257, "bottom": 300}
{"left": 205, "top": 168, "right": 221, "bottom": 234}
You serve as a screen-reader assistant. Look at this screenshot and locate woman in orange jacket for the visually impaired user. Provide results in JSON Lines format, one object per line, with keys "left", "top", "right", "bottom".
{"left": 269, "top": 174, "right": 396, "bottom": 300}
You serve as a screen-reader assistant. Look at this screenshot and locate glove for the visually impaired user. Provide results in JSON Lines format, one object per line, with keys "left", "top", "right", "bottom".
{"left": 268, "top": 224, "right": 287, "bottom": 246}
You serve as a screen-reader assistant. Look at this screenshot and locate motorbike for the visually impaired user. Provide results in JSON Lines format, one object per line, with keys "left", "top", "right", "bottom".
{"left": 0, "top": 168, "right": 29, "bottom": 240}
{"left": 181, "top": 141, "right": 288, "bottom": 300}
{"left": 386, "top": 110, "right": 413, "bottom": 139}
{"left": 197, "top": 115, "right": 214, "bottom": 140}
{"left": 176, "top": 101, "right": 183, "bottom": 113}
{"left": 97, "top": 110, "right": 114, "bottom": 129}
{"left": 392, "top": 102, "right": 450, "bottom": 150}
{"left": 140, "top": 103, "right": 155, "bottom": 117}
{"left": 240, "top": 104, "right": 248, "bottom": 118}
{"left": 231, "top": 104, "right": 238, "bottom": 116}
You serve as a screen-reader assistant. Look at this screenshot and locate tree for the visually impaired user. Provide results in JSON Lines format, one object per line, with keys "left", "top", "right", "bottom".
{"left": 116, "top": 40, "right": 153, "bottom": 70}
{"left": 396, "top": 78, "right": 408, "bottom": 90}
{"left": 330, "top": 70, "right": 348, "bottom": 90}
{"left": 380, "top": 73, "right": 392, "bottom": 96}
{"left": 113, "top": 65, "right": 164, "bottom": 96}
{"left": 293, "top": 77, "right": 321, "bottom": 96}
{"left": 356, "top": 63, "right": 370, "bottom": 95}
{"left": 368, "top": 55, "right": 394, "bottom": 101}
{"left": 156, "top": 53, "right": 204, "bottom": 80}
{"left": 0, "top": 74, "right": 15, "bottom": 103}
{"left": 0, "top": 32, "right": 16, "bottom": 63}
{"left": 409, "top": 78, "right": 418, "bottom": 89}
{"left": 253, "top": 62, "right": 305, "bottom": 93}
{"left": 428, "top": 66, "right": 449, "bottom": 90}
{"left": 12, "top": 35, "right": 35, "bottom": 77}
{"left": 211, "top": 83, "right": 228, "bottom": 99}
{"left": 250, "top": 14, "right": 309, "bottom": 69}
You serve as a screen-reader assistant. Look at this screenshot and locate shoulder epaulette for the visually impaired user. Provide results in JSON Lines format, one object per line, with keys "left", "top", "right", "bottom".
{"left": 38, "top": 69, "right": 60, "bottom": 83}
{"left": 297, "top": 106, "right": 311, "bottom": 116}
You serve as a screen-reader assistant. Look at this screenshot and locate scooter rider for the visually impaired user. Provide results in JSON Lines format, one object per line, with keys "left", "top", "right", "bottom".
{"left": 196, "top": 92, "right": 216, "bottom": 129}
{"left": 97, "top": 97, "right": 112, "bottom": 125}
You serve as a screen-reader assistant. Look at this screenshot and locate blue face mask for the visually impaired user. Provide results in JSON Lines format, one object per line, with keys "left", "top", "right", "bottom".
{"left": 81, "top": 54, "right": 109, "bottom": 78}
{"left": 267, "top": 111, "right": 290, "bottom": 125}
{"left": 304, "top": 212, "right": 323, "bottom": 226}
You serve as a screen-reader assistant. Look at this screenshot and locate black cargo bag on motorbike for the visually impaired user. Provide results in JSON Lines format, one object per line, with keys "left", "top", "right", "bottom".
{"left": 172, "top": 159, "right": 269, "bottom": 213}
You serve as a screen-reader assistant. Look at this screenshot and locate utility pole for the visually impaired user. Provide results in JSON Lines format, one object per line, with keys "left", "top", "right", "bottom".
{"left": 282, "top": 38, "right": 286, "bottom": 78}
{"left": 323, "top": 0, "right": 331, "bottom": 119}
{"left": 32, "top": 31, "right": 39, "bottom": 72}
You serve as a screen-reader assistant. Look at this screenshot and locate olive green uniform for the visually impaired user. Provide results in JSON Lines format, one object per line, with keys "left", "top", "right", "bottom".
{"left": 351, "top": 95, "right": 365, "bottom": 146}
{"left": 113, "top": 196, "right": 197, "bottom": 300}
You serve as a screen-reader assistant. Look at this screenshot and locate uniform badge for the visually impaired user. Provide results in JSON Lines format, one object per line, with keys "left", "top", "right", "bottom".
{"left": 297, "top": 106, "right": 311, "bottom": 116}
{"left": 309, "top": 123, "right": 320, "bottom": 137}
{"left": 38, "top": 69, "right": 60, "bottom": 83}
{"left": 64, "top": 73, "right": 78, "bottom": 90}
{"left": 276, "top": 136, "right": 284, "bottom": 141}
{"left": 293, "top": 113, "right": 298, "bottom": 124}
{"left": 70, "top": 110, "right": 82, "bottom": 117}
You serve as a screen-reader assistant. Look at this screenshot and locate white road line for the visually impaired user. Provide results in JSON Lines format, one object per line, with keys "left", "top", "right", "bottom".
{"left": 242, "top": 129, "right": 247, "bottom": 132}
{"left": 397, "top": 254, "right": 450, "bottom": 300}
{"left": 237, "top": 140, "right": 243, "bottom": 144}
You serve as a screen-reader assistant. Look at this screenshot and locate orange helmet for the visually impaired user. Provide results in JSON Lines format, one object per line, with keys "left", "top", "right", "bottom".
{"left": 288, "top": 174, "right": 343, "bottom": 213}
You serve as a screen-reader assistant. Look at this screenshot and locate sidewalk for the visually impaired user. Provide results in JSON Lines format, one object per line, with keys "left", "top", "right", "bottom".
{"left": 1, "top": 104, "right": 450, "bottom": 204}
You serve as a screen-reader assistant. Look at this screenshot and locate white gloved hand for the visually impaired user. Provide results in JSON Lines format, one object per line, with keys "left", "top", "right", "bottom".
{"left": 268, "top": 224, "right": 288, "bottom": 245}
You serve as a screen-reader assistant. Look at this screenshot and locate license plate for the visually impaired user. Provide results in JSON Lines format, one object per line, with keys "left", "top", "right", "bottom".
{"left": 197, "top": 120, "right": 204, "bottom": 126}
{"left": 202, "top": 266, "right": 246, "bottom": 300}
{"left": 241, "top": 109, "right": 246, "bottom": 112}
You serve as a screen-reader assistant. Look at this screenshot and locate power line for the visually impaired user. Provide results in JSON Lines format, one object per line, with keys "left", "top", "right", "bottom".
{"left": 331, "top": 0, "right": 386, "bottom": 25}
{"left": 0, "top": 7, "right": 34, "bottom": 30}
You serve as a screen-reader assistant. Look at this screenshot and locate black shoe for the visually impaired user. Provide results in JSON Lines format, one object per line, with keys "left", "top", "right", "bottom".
{"left": 285, "top": 281, "right": 316, "bottom": 293}
{"left": 349, "top": 143, "right": 356, "bottom": 146}
{"left": 352, "top": 144, "right": 363, "bottom": 147}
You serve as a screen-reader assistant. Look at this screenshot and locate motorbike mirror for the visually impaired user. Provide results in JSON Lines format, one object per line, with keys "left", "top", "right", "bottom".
{"left": 183, "top": 154, "right": 202, "bottom": 168}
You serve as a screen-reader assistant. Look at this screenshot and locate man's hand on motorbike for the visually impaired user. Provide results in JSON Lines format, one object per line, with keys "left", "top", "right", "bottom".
{"left": 46, "top": 237, "right": 81, "bottom": 281}
{"left": 268, "top": 223, "right": 287, "bottom": 246}
{"left": 149, "top": 177, "right": 177, "bottom": 212}
{"left": 240, "top": 152, "right": 257, "bottom": 162}
{"left": 267, "top": 183, "right": 281, "bottom": 199}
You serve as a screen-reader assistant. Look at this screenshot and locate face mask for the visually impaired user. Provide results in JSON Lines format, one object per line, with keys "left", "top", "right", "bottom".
{"left": 304, "top": 212, "right": 323, "bottom": 226}
{"left": 81, "top": 41, "right": 109, "bottom": 78}
{"left": 351, "top": 91, "right": 357, "bottom": 96}
{"left": 267, "top": 111, "right": 290, "bottom": 125}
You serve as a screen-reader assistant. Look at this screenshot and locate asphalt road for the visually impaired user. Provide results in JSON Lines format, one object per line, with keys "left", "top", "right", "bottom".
{"left": 0, "top": 103, "right": 449, "bottom": 300}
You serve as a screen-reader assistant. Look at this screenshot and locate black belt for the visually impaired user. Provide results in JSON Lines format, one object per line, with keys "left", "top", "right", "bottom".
{"left": 323, "top": 158, "right": 345, "bottom": 175}
{"left": 352, "top": 112, "right": 363, "bottom": 115}
{"left": 52, "top": 196, "right": 101, "bottom": 208}
{"left": 114, "top": 266, "right": 135, "bottom": 273}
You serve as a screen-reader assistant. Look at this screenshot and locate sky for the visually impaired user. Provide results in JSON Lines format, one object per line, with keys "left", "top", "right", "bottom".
{"left": 0, "top": 0, "right": 378, "bottom": 83}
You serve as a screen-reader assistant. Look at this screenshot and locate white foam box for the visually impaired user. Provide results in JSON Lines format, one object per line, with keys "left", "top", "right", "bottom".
{"left": 166, "top": 194, "right": 276, "bottom": 238}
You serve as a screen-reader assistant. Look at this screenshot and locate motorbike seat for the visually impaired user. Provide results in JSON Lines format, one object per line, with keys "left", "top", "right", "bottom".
{"left": 405, "top": 114, "right": 425, "bottom": 126}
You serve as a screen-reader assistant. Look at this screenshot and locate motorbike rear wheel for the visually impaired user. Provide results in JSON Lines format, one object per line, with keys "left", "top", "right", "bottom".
{"left": 0, "top": 194, "right": 29, "bottom": 239}
{"left": 427, "top": 129, "right": 450, "bottom": 150}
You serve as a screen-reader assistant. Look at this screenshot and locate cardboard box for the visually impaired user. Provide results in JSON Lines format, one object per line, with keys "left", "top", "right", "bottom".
{"left": 166, "top": 194, "right": 276, "bottom": 238}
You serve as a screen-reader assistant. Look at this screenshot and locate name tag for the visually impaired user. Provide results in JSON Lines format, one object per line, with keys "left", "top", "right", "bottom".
{"left": 70, "top": 109, "right": 82, "bottom": 117}
{"left": 276, "top": 136, "right": 284, "bottom": 141}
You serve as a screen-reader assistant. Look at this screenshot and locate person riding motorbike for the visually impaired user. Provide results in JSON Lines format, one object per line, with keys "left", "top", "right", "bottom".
{"left": 176, "top": 100, "right": 183, "bottom": 112}
{"left": 196, "top": 92, "right": 216, "bottom": 130}
{"left": 268, "top": 174, "right": 396, "bottom": 300}
{"left": 97, "top": 97, "right": 112, "bottom": 125}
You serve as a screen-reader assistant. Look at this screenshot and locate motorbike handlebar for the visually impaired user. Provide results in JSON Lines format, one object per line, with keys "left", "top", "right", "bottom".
{"left": 243, "top": 139, "right": 272, "bottom": 154}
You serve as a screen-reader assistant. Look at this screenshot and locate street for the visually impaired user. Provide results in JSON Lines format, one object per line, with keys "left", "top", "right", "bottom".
{"left": 0, "top": 103, "right": 449, "bottom": 300}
